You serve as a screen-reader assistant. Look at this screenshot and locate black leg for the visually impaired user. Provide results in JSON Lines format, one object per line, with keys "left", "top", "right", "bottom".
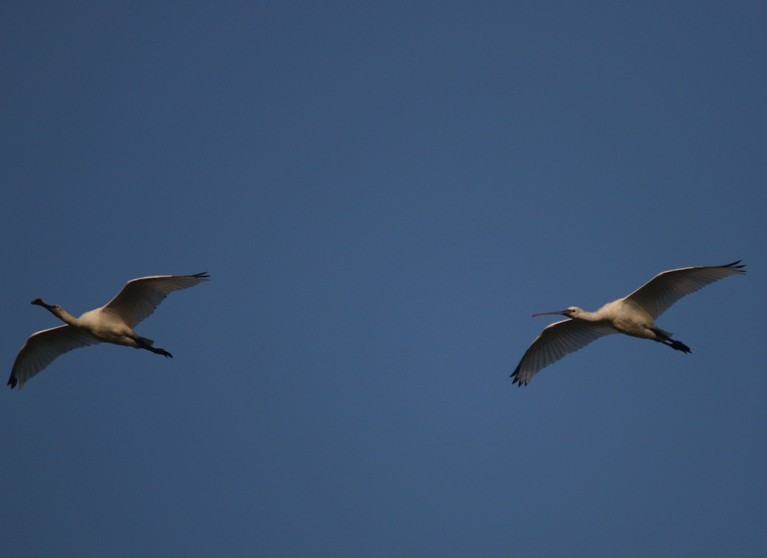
{"left": 666, "top": 339, "right": 691, "bottom": 353}
{"left": 135, "top": 338, "right": 173, "bottom": 358}
{"left": 652, "top": 329, "right": 692, "bottom": 353}
{"left": 146, "top": 346, "right": 173, "bottom": 358}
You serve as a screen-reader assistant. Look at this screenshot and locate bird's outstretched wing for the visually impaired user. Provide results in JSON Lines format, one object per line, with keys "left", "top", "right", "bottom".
{"left": 9, "top": 325, "right": 101, "bottom": 389}
{"left": 511, "top": 319, "right": 616, "bottom": 386}
{"left": 623, "top": 261, "right": 745, "bottom": 319}
{"left": 102, "top": 272, "right": 210, "bottom": 327}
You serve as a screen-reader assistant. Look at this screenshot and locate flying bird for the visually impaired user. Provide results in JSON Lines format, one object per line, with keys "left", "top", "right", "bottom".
{"left": 8, "top": 272, "right": 210, "bottom": 389}
{"left": 511, "top": 261, "right": 745, "bottom": 386}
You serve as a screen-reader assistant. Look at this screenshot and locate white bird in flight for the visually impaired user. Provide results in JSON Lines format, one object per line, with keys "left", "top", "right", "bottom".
{"left": 8, "top": 273, "right": 210, "bottom": 389}
{"left": 511, "top": 261, "right": 745, "bottom": 386}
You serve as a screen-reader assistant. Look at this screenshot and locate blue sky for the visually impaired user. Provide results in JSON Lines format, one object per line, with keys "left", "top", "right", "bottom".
{"left": 2, "top": 2, "right": 765, "bottom": 556}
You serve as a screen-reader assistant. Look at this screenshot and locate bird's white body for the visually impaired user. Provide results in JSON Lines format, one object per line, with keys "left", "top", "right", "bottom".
{"left": 9, "top": 273, "right": 210, "bottom": 389}
{"left": 563, "top": 300, "right": 658, "bottom": 339}
{"left": 76, "top": 309, "right": 144, "bottom": 346}
{"left": 511, "top": 261, "right": 745, "bottom": 386}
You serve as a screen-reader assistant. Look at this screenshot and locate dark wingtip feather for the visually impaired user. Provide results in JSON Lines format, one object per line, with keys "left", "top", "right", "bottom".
{"left": 510, "top": 365, "right": 528, "bottom": 387}
{"left": 722, "top": 260, "right": 746, "bottom": 273}
{"left": 7, "top": 373, "right": 17, "bottom": 389}
{"left": 191, "top": 272, "right": 210, "bottom": 279}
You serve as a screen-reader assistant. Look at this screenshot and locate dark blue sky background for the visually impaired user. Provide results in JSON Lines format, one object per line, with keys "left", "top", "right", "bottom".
{"left": 2, "top": 2, "right": 765, "bottom": 556}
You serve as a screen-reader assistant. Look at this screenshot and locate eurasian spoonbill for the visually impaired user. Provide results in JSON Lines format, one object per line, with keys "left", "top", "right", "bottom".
{"left": 8, "top": 272, "right": 210, "bottom": 389}
{"left": 511, "top": 261, "right": 745, "bottom": 386}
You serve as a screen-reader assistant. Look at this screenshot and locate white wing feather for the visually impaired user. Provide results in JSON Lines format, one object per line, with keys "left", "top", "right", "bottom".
{"left": 10, "top": 325, "right": 101, "bottom": 389}
{"left": 102, "top": 273, "right": 209, "bottom": 327}
{"left": 511, "top": 319, "right": 616, "bottom": 386}
{"left": 623, "top": 261, "right": 745, "bottom": 319}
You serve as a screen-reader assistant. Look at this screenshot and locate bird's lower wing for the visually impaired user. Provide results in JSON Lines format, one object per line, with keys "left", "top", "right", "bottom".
{"left": 9, "top": 326, "right": 100, "bottom": 389}
{"left": 511, "top": 319, "right": 616, "bottom": 386}
{"left": 623, "top": 261, "right": 745, "bottom": 319}
{"left": 103, "top": 272, "right": 210, "bottom": 327}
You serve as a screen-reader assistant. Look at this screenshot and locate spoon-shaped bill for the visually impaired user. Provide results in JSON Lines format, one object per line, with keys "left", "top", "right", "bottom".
{"left": 531, "top": 310, "right": 568, "bottom": 318}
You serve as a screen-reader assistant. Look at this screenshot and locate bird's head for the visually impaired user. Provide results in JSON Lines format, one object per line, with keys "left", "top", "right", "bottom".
{"left": 531, "top": 306, "right": 584, "bottom": 319}
{"left": 31, "top": 298, "right": 57, "bottom": 311}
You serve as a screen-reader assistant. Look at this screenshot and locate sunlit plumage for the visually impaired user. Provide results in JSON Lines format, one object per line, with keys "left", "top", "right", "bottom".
{"left": 511, "top": 261, "right": 745, "bottom": 386}
{"left": 9, "top": 273, "right": 210, "bottom": 389}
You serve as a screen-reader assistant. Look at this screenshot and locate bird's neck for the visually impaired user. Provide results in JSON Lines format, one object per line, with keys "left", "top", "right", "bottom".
{"left": 49, "top": 306, "right": 79, "bottom": 326}
{"left": 574, "top": 310, "right": 601, "bottom": 321}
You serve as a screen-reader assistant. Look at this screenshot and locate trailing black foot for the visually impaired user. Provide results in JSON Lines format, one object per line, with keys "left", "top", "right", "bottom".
{"left": 657, "top": 338, "right": 691, "bottom": 353}
{"left": 652, "top": 328, "right": 692, "bottom": 354}
{"left": 149, "top": 346, "right": 173, "bottom": 358}
{"left": 668, "top": 339, "right": 691, "bottom": 353}
{"left": 136, "top": 339, "right": 173, "bottom": 358}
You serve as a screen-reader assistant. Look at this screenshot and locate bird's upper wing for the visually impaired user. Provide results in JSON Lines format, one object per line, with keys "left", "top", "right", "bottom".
{"left": 9, "top": 325, "right": 100, "bottom": 389}
{"left": 622, "top": 261, "right": 745, "bottom": 319}
{"left": 102, "top": 272, "right": 210, "bottom": 327}
{"left": 511, "top": 319, "right": 616, "bottom": 386}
